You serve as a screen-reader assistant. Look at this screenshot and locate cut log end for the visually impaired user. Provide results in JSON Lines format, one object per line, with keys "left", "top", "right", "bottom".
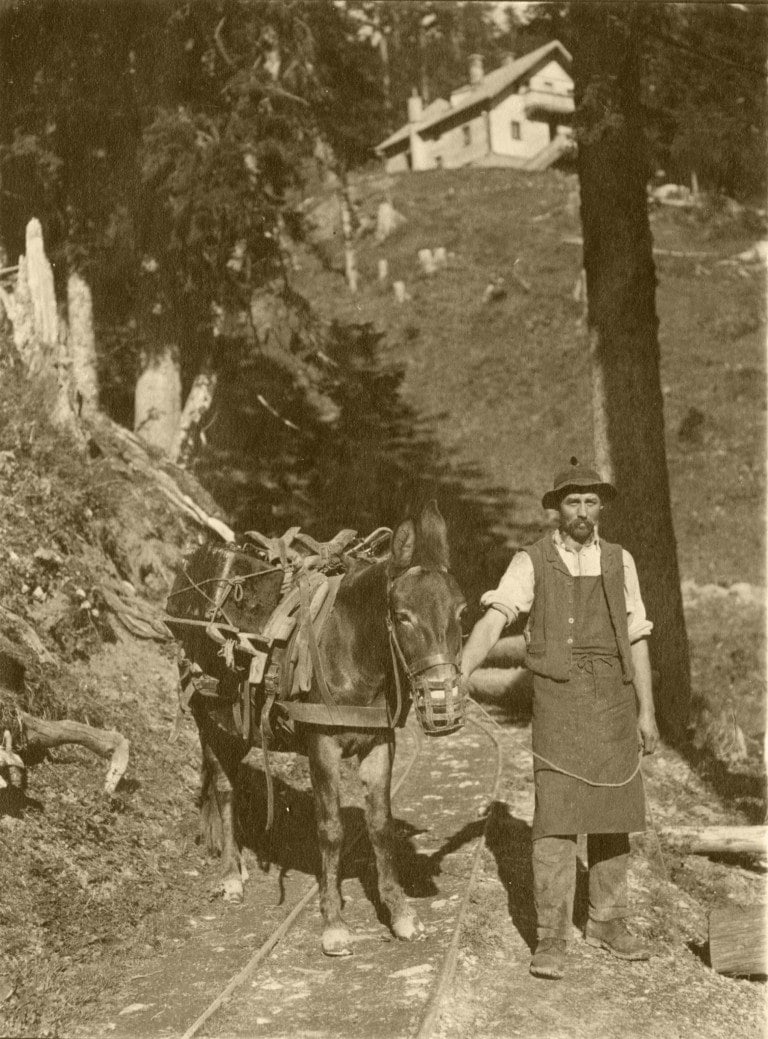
{"left": 103, "top": 735, "right": 130, "bottom": 795}
{"left": 709, "top": 904, "right": 767, "bottom": 976}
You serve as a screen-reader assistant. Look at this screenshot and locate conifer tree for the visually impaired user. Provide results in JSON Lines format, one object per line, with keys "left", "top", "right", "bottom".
{"left": 571, "top": 2, "right": 690, "bottom": 737}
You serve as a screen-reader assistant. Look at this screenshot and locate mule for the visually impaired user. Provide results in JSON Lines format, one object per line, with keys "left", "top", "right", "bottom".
{"left": 187, "top": 502, "right": 465, "bottom": 956}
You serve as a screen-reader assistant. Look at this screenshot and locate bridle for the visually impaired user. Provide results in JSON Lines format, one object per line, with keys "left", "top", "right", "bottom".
{"left": 385, "top": 565, "right": 465, "bottom": 734}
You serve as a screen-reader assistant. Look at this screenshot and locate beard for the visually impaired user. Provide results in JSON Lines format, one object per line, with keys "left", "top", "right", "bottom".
{"left": 564, "top": 516, "right": 595, "bottom": 544}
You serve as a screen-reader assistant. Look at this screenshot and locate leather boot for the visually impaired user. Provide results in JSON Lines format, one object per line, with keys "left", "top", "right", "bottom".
{"left": 530, "top": 937, "right": 567, "bottom": 979}
{"left": 585, "top": 918, "right": 651, "bottom": 960}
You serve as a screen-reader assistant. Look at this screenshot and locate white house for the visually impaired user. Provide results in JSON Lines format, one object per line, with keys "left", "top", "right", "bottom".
{"left": 376, "top": 40, "right": 575, "bottom": 174}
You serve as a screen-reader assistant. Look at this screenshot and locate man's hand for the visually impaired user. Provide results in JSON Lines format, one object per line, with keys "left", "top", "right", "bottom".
{"left": 637, "top": 708, "right": 659, "bottom": 755}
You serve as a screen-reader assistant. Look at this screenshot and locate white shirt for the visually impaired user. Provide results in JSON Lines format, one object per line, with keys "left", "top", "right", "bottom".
{"left": 480, "top": 529, "right": 653, "bottom": 643}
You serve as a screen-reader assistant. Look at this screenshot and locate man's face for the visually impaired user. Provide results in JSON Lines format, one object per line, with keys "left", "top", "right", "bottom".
{"left": 558, "top": 491, "right": 602, "bottom": 544}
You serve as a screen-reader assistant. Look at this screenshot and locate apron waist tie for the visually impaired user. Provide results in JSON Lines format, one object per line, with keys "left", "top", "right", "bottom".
{"left": 573, "top": 653, "right": 619, "bottom": 675}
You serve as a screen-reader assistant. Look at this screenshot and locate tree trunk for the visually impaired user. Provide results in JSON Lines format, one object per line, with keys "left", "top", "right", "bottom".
{"left": 5, "top": 219, "right": 79, "bottom": 431}
{"left": 379, "top": 29, "right": 392, "bottom": 122}
{"left": 10, "top": 254, "right": 35, "bottom": 361}
{"left": 67, "top": 269, "right": 99, "bottom": 417}
{"left": 24, "top": 218, "right": 58, "bottom": 364}
{"left": 571, "top": 3, "right": 691, "bottom": 738}
{"left": 169, "top": 366, "right": 217, "bottom": 467}
{"left": 134, "top": 345, "right": 182, "bottom": 456}
{"left": 339, "top": 183, "right": 358, "bottom": 294}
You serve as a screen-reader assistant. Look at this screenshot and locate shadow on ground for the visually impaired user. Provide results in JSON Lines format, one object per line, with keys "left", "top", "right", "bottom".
{"left": 484, "top": 801, "right": 536, "bottom": 950}
{"left": 235, "top": 765, "right": 489, "bottom": 926}
{"left": 484, "top": 802, "right": 593, "bottom": 953}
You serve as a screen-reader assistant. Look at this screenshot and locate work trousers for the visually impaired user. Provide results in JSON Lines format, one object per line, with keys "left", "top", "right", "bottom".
{"left": 532, "top": 832, "right": 630, "bottom": 942}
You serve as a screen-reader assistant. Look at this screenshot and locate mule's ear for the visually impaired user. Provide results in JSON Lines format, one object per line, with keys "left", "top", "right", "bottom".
{"left": 417, "top": 500, "right": 450, "bottom": 570}
{"left": 390, "top": 519, "right": 416, "bottom": 570}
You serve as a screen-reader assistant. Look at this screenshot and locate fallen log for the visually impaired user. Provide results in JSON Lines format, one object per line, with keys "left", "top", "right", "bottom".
{"left": 18, "top": 711, "right": 129, "bottom": 795}
{"left": 482, "top": 635, "right": 526, "bottom": 669}
{"left": 709, "top": 904, "right": 767, "bottom": 976}
{"left": 661, "top": 825, "right": 768, "bottom": 856}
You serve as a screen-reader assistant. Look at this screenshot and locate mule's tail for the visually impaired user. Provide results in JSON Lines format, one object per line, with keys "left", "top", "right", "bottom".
{"left": 197, "top": 757, "right": 224, "bottom": 856}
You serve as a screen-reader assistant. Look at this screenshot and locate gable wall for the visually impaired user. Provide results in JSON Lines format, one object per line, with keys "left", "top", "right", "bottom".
{"left": 489, "top": 59, "right": 573, "bottom": 160}
{"left": 529, "top": 59, "right": 573, "bottom": 94}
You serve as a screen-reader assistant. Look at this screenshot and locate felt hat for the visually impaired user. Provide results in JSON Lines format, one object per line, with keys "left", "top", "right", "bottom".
{"left": 542, "top": 457, "right": 617, "bottom": 510}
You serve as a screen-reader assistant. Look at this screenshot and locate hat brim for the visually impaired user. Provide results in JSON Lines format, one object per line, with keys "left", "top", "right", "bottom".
{"left": 542, "top": 481, "right": 617, "bottom": 510}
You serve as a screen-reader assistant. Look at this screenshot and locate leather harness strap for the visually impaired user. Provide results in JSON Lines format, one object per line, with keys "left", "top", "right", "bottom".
{"left": 260, "top": 572, "right": 344, "bottom": 832}
{"left": 284, "top": 702, "right": 390, "bottom": 727}
{"left": 298, "top": 572, "right": 343, "bottom": 725}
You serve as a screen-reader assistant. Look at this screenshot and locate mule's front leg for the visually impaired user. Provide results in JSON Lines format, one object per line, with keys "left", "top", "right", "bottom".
{"left": 359, "top": 739, "right": 425, "bottom": 942}
{"left": 202, "top": 740, "right": 245, "bottom": 903}
{"left": 308, "top": 733, "right": 351, "bottom": 956}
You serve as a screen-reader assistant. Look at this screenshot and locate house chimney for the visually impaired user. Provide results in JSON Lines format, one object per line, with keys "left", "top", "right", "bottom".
{"left": 469, "top": 54, "right": 484, "bottom": 87}
{"left": 407, "top": 89, "right": 423, "bottom": 123}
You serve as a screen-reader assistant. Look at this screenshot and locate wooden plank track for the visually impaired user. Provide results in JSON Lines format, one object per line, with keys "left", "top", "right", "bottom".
{"left": 186, "top": 709, "right": 503, "bottom": 1038}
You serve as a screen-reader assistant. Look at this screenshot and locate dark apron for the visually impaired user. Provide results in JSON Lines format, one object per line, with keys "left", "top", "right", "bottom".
{"left": 531, "top": 575, "right": 645, "bottom": 840}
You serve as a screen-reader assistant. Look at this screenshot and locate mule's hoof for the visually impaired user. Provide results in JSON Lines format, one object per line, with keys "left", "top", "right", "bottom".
{"left": 221, "top": 876, "right": 244, "bottom": 903}
{"left": 322, "top": 926, "right": 353, "bottom": 957}
{"left": 392, "top": 912, "right": 426, "bottom": 942}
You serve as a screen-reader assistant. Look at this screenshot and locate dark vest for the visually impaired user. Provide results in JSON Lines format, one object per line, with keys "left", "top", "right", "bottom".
{"left": 523, "top": 535, "right": 635, "bottom": 684}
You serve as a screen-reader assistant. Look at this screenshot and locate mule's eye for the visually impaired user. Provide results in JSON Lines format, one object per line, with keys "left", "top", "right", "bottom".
{"left": 395, "top": 611, "right": 413, "bottom": 626}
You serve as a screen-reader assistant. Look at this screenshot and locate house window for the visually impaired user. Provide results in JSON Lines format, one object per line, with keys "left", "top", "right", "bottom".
{"left": 511, "top": 120, "right": 521, "bottom": 141}
{"left": 462, "top": 125, "right": 471, "bottom": 147}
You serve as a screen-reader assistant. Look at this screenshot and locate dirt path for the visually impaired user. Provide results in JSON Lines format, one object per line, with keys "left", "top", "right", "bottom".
{"left": 78, "top": 714, "right": 505, "bottom": 1039}
{"left": 99, "top": 698, "right": 765, "bottom": 1039}
{"left": 431, "top": 700, "right": 765, "bottom": 1039}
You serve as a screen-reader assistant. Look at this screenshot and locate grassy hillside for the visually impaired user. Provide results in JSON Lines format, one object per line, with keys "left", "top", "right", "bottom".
{"left": 294, "top": 165, "right": 766, "bottom": 777}
{"left": 296, "top": 167, "right": 764, "bottom": 587}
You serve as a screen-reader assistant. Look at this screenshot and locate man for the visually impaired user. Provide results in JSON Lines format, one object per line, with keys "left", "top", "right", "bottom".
{"left": 462, "top": 458, "right": 659, "bottom": 980}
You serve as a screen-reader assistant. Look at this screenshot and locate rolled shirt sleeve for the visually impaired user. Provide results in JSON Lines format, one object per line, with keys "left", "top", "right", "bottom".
{"left": 480, "top": 540, "right": 652, "bottom": 641}
{"left": 622, "top": 549, "right": 654, "bottom": 642}
{"left": 479, "top": 550, "right": 535, "bottom": 625}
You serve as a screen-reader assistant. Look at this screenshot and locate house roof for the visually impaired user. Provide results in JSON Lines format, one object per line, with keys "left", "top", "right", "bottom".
{"left": 376, "top": 40, "right": 572, "bottom": 153}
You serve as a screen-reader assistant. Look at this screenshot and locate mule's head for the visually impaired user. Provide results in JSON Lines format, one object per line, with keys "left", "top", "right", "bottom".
{"left": 387, "top": 502, "right": 466, "bottom": 733}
